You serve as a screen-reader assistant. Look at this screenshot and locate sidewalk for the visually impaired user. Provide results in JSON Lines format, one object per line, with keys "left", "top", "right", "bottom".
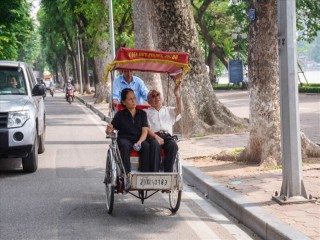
{"left": 76, "top": 92, "right": 319, "bottom": 240}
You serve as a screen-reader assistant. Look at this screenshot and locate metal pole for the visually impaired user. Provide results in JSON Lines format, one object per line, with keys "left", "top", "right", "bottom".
{"left": 108, "top": 0, "right": 116, "bottom": 114}
{"left": 108, "top": 0, "right": 116, "bottom": 60}
{"left": 273, "top": 0, "right": 311, "bottom": 204}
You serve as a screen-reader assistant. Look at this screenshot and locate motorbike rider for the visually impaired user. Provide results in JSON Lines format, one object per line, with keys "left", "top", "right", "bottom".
{"left": 64, "top": 80, "right": 74, "bottom": 99}
{"left": 39, "top": 79, "right": 47, "bottom": 97}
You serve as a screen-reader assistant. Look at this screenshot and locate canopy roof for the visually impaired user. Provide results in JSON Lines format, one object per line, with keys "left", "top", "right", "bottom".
{"left": 105, "top": 48, "right": 190, "bottom": 82}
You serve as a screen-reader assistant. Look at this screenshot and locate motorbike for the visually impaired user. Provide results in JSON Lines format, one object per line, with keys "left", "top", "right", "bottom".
{"left": 49, "top": 87, "right": 55, "bottom": 97}
{"left": 66, "top": 87, "right": 74, "bottom": 104}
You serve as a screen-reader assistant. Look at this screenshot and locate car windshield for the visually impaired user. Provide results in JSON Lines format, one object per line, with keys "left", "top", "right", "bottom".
{"left": 0, "top": 67, "right": 27, "bottom": 95}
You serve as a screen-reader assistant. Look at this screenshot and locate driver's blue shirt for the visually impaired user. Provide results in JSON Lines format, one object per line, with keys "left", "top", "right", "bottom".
{"left": 112, "top": 75, "right": 148, "bottom": 104}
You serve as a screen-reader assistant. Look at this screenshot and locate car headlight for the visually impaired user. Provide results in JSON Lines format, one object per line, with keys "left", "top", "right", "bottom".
{"left": 7, "top": 111, "right": 30, "bottom": 128}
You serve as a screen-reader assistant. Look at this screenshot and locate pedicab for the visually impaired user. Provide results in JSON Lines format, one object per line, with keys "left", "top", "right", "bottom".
{"left": 104, "top": 47, "right": 190, "bottom": 214}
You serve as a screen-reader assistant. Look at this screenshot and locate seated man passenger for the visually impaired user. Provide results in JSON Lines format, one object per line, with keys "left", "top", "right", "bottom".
{"left": 106, "top": 88, "right": 160, "bottom": 189}
{"left": 144, "top": 83, "right": 183, "bottom": 172}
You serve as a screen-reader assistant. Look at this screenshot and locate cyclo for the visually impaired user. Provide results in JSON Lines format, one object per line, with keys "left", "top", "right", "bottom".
{"left": 104, "top": 47, "right": 190, "bottom": 214}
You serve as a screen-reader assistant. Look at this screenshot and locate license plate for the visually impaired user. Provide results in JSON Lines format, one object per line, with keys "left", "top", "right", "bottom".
{"left": 136, "top": 175, "right": 172, "bottom": 189}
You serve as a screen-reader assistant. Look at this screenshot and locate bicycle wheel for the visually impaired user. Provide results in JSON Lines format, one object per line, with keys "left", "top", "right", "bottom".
{"left": 169, "top": 154, "right": 182, "bottom": 213}
{"left": 105, "top": 150, "right": 115, "bottom": 214}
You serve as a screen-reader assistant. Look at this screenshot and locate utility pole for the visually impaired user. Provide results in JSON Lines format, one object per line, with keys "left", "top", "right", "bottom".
{"left": 108, "top": 0, "right": 116, "bottom": 60}
{"left": 108, "top": 0, "right": 116, "bottom": 118}
{"left": 273, "top": 0, "right": 314, "bottom": 204}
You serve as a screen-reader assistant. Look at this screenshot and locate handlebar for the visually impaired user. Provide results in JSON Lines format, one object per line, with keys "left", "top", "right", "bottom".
{"left": 106, "top": 130, "right": 118, "bottom": 140}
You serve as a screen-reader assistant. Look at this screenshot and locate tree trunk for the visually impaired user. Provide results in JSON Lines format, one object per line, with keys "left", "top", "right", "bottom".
{"left": 207, "top": 50, "right": 216, "bottom": 84}
{"left": 142, "top": 0, "right": 246, "bottom": 136}
{"left": 133, "top": 0, "right": 162, "bottom": 95}
{"left": 72, "top": 55, "right": 79, "bottom": 92}
{"left": 241, "top": 0, "right": 281, "bottom": 166}
{"left": 93, "top": 52, "right": 110, "bottom": 104}
{"left": 83, "top": 56, "right": 91, "bottom": 94}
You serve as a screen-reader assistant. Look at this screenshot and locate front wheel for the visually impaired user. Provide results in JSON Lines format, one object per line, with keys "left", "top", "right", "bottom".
{"left": 105, "top": 151, "right": 115, "bottom": 214}
{"left": 22, "top": 133, "right": 38, "bottom": 173}
{"left": 67, "top": 96, "right": 72, "bottom": 104}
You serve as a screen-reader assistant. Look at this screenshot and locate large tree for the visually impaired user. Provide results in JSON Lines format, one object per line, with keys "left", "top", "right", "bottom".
{"left": 241, "top": 0, "right": 281, "bottom": 165}
{"left": 134, "top": 0, "right": 246, "bottom": 137}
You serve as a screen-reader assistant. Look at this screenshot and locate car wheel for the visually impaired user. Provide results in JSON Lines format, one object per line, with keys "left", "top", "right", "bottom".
{"left": 22, "top": 133, "right": 38, "bottom": 173}
{"left": 38, "top": 124, "right": 46, "bottom": 154}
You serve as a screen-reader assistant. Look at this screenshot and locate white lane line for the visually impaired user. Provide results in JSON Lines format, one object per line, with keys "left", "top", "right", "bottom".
{"left": 179, "top": 201, "right": 222, "bottom": 240}
{"left": 183, "top": 185, "right": 255, "bottom": 240}
{"left": 78, "top": 102, "right": 108, "bottom": 135}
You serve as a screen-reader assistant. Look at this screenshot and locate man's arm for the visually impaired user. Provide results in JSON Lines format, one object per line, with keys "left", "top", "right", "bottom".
{"left": 138, "top": 78, "right": 149, "bottom": 102}
{"left": 112, "top": 77, "right": 122, "bottom": 108}
{"left": 174, "top": 82, "right": 183, "bottom": 115}
{"left": 147, "top": 128, "right": 164, "bottom": 145}
{"left": 112, "top": 77, "right": 121, "bottom": 103}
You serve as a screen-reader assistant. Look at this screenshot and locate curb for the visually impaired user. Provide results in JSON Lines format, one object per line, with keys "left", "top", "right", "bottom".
{"left": 182, "top": 160, "right": 309, "bottom": 240}
{"left": 77, "top": 96, "right": 110, "bottom": 122}
{"left": 78, "top": 96, "right": 310, "bottom": 240}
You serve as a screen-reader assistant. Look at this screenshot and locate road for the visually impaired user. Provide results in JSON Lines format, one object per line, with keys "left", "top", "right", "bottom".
{"left": 0, "top": 92, "right": 260, "bottom": 240}
{"left": 215, "top": 90, "right": 320, "bottom": 144}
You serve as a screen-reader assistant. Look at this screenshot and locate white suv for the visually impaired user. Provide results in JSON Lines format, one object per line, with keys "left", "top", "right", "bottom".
{"left": 0, "top": 61, "right": 46, "bottom": 172}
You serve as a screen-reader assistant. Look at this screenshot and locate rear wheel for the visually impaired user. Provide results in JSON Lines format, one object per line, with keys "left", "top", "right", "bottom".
{"left": 169, "top": 154, "right": 182, "bottom": 213}
{"left": 22, "top": 133, "right": 38, "bottom": 173}
{"left": 105, "top": 151, "right": 115, "bottom": 214}
{"left": 68, "top": 96, "right": 72, "bottom": 104}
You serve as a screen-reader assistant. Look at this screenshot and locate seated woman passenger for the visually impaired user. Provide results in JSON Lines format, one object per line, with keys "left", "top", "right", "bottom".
{"left": 5, "top": 76, "right": 20, "bottom": 93}
{"left": 106, "top": 88, "right": 160, "bottom": 188}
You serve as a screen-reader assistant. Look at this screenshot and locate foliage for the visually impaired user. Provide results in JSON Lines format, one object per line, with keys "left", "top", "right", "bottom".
{"left": 0, "top": 0, "right": 36, "bottom": 62}
{"left": 113, "top": 0, "right": 134, "bottom": 49}
{"left": 298, "top": 83, "right": 320, "bottom": 93}
{"left": 296, "top": 0, "right": 320, "bottom": 42}
{"left": 297, "top": 32, "right": 320, "bottom": 63}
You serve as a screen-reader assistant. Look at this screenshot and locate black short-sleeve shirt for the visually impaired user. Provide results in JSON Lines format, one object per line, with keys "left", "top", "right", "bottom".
{"left": 111, "top": 108, "right": 148, "bottom": 142}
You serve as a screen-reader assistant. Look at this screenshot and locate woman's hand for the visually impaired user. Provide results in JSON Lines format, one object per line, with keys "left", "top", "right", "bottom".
{"left": 106, "top": 124, "right": 114, "bottom": 134}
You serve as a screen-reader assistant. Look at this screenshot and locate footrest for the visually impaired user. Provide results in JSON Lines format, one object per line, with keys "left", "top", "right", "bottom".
{"left": 130, "top": 172, "right": 178, "bottom": 190}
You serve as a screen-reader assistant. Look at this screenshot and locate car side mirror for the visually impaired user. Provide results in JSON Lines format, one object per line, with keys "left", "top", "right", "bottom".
{"left": 32, "top": 84, "right": 46, "bottom": 96}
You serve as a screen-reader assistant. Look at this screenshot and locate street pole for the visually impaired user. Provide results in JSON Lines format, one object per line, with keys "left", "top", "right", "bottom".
{"left": 108, "top": 0, "right": 116, "bottom": 60}
{"left": 108, "top": 0, "right": 116, "bottom": 119}
{"left": 273, "top": 0, "right": 312, "bottom": 204}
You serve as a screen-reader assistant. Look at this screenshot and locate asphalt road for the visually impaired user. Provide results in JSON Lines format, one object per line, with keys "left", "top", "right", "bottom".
{"left": 215, "top": 90, "right": 320, "bottom": 144}
{"left": 0, "top": 92, "right": 261, "bottom": 240}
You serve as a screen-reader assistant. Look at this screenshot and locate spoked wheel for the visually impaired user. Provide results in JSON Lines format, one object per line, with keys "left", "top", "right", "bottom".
{"left": 105, "top": 152, "right": 115, "bottom": 214}
{"left": 169, "top": 189, "right": 182, "bottom": 213}
{"left": 169, "top": 154, "right": 182, "bottom": 213}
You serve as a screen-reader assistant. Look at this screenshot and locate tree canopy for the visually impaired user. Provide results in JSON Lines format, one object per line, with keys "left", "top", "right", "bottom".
{"left": 0, "top": 0, "right": 38, "bottom": 63}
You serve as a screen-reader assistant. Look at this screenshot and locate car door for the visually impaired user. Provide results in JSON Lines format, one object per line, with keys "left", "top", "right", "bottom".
{"left": 26, "top": 66, "right": 45, "bottom": 136}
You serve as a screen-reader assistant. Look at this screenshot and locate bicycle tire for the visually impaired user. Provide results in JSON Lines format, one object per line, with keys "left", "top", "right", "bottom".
{"left": 169, "top": 154, "right": 182, "bottom": 213}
